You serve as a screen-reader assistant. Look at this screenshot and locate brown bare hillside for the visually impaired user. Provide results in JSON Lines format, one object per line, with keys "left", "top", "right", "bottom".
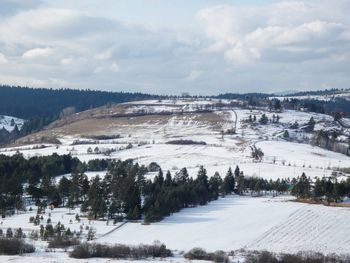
{"left": 14, "top": 100, "right": 231, "bottom": 145}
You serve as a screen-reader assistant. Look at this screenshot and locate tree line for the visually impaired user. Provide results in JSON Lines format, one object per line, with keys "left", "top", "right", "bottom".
{"left": 2, "top": 153, "right": 350, "bottom": 222}
{"left": 291, "top": 172, "right": 350, "bottom": 203}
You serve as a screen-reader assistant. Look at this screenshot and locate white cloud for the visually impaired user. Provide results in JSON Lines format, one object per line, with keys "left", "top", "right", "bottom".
{"left": 0, "top": 0, "right": 42, "bottom": 15}
{"left": 185, "top": 70, "right": 202, "bottom": 81}
{"left": 94, "top": 62, "right": 120, "bottom": 74}
{"left": 0, "top": 1, "right": 349, "bottom": 95}
{"left": 60, "top": 57, "right": 73, "bottom": 65}
{"left": 197, "top": 2, "right": 349, "bottom": 64}
{"left": 22, "top": 47, "right": 53, "bottom": 59}
{"left": 0, "top": 53, "right": 8, "bottom": 64}
{"left": 95, "top": 51, "right": 112, "bottom": 60}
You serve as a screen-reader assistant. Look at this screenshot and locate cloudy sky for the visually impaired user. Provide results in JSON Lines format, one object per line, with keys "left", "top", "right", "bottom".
{"left": 0, "top": 0, "right": 349, "bottom": 95}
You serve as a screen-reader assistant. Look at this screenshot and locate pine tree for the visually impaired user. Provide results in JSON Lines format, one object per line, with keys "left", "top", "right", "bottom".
{"left": 234, "top": 165, "right": 240, "bottom": 177}
{"left": 222, "top": 167, "right": 235, "bottom": 195}
{"left": 291, "top": 173, "right": 311, "bottom": 198}
{"left": 209, "top": 172, "right": 222, "bottom": 200}
{"left": 195, "top": 166, "right": 209, "bottom": 205}
{"left": 164, "top": 171, "right": 172, "bottom": 187}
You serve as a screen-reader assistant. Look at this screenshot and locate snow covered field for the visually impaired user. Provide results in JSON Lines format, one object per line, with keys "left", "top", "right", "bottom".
{"left": 97, "top": 195, "right": 350, "bottom": 255}
{"left": 0, "top": 206, "right": 122, "bottom": 239}
{"left": 2, "top": 195, "right": 350, "bottom": 262}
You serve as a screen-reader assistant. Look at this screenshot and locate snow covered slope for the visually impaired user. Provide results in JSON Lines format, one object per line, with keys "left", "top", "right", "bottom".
{"left": 98, "top": 195, "right": 350, "bottom": 254}
{"left": 1, "top": 99, "right": 349, "bottom": 181}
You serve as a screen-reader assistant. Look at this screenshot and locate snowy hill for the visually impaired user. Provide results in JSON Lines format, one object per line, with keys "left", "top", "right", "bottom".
{"left": 2, "top": 98, "right": 349, "bottom": 181}
{"left": 1, "top": 98, "right": 350, "bottom": 260}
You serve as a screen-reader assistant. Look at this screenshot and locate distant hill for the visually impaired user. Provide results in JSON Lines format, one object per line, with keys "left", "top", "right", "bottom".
{"left": 0, "top": 85, "right": 159, "bottom": 144}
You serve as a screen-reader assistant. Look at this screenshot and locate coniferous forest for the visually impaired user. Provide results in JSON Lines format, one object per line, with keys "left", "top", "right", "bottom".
{"left": 1, "top": 153, "right": 350, "bottom": 223}
{"left": 0, "top": 85, "right": 157, "bottom": 120}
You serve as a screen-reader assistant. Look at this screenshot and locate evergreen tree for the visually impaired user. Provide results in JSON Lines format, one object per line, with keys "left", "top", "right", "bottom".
{"left": 194, "top": 166, "right": 209, "bottom": 205}
{"left": 234, "top": 165, "right": 240, "bottom": 177}
{"left": 209, "top": 172, "right": 222, "bottom": 200}
{"left": 222, "top": 167, "right": 235, "bottom": 195}
{"left": 259, "top": 114, "right": 268, "bottom": 124}
{"left": 291, "top": 173, "right": 311, "bottom": 198}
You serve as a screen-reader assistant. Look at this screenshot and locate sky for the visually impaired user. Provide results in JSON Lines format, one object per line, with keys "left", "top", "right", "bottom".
{"left": 0, "top": 0, "right": 349, "bottom": 95}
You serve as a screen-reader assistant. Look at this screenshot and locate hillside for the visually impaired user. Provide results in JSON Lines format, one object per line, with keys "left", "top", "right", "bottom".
{"left": 1, "top": 98, "right": 350, "bottom": 261}
{"left": 3, "top": 98, "right": 350, "bottom": 181}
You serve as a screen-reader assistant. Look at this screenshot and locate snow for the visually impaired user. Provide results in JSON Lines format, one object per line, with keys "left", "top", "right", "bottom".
{"left": 0, "top": 206, "right": 122, "bottom": 239}
{"left": 1, "top": 103, "right": 348, "bottom": 181}
{"left": 0, "top": 115, "right": 25, "bottom": 132}
{"left": 98, "top": 195, "right": 350, "bottom": 255}
{"left": 2, "top": 196, "right": 350, "bottom": 261}
{"left": 257, "top": 140, "right": 350, "bottom": 169}
{"left": 248, "top": 204, "right": 350, "bottom": 254}
{"left": 0, "top": 252, "right": 184, "bottom": 263}
{"left": 1, "top": 99, "right": 350, "bottom": 260}
{"left": 270, "top": 91, "right": 350, "bottom": 101}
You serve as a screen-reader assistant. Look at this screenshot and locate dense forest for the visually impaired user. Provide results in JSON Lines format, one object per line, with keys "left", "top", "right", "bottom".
{"left": 286, "top": 88, "right": 350, "bottom": 97}
{"left": 215, "top": 92, "right": 271, "bottom": 100}
{"left": 0, "top": 86, "right": 157, "bottom": 120}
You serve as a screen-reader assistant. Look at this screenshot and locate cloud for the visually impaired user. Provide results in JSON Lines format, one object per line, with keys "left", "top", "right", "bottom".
{"left": 60, "top": 57, "right": 73, "bottom": 65}
{"left": 0, "top": 53, "right": 8, "bottom": 64}
{"left": 0, "top": 8, "right": 119, "bottom": 44}
{"left": 94, "top": 62, "right": 120, "bottom": 74}
{"left": 0, "top": 0, "right": 42, "bottom": 16}
{"left": 22, "top": 47, "right": 53, "bottom": 59}
{"left": 185, "top": 70, "right": 202, "bottom": 81}
{"left": 0, "top": 1, "right": 349, "bottom": 95}
{"left": 197, "top": 1, "right": 350, "bottom": 64}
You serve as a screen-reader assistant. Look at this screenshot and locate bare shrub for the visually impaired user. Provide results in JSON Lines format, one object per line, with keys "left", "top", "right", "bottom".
{"left": 70, "top": 242, "right": 172, "bottom": 259}
{"left": 0, "top": 238, "right": 35, "bottom": 255}
{"left": 48, "top": 236, "right": 80, "bottom": 248}
{"left": 185, "top": 248, "right": 228, "bottom": 263}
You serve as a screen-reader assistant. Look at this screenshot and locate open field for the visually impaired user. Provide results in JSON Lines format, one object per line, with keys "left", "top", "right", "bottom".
{"left": 95, "top": 195, "right": 350, "bottom": 255}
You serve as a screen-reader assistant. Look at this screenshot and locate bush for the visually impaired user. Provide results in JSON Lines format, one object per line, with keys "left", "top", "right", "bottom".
{"left": 84, "top": 135, "right": 121, "bottom": 140}
{"left": 244, "top": 251, "right": 350, "bottom": 263}
{"left": 166, "top": 139, "right": 206, "bottom": 145}
{"left": 70, "top": 242, "right": 172, "bottom": 259}
{"left": 184, "top": 248, "right": 228, "bottom": 263}
{"left": 48, "top": 236, "right": 81, "bottom": 248}
{"left": 245, "top": 251, "right": 278, "bottom": 263}
{"left": 185, "top": 247, "right": 208, "bottom": 260}
{"left": 70, "top": 243, "right": 91, "bottom": 258}
{"left": 0, "top": 238, "right": 35, "bottom": 255}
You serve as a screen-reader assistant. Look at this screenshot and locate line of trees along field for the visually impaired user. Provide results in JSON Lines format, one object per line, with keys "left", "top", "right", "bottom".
{"left": 1, "top": 153, "right": 350, "bottom": 222}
